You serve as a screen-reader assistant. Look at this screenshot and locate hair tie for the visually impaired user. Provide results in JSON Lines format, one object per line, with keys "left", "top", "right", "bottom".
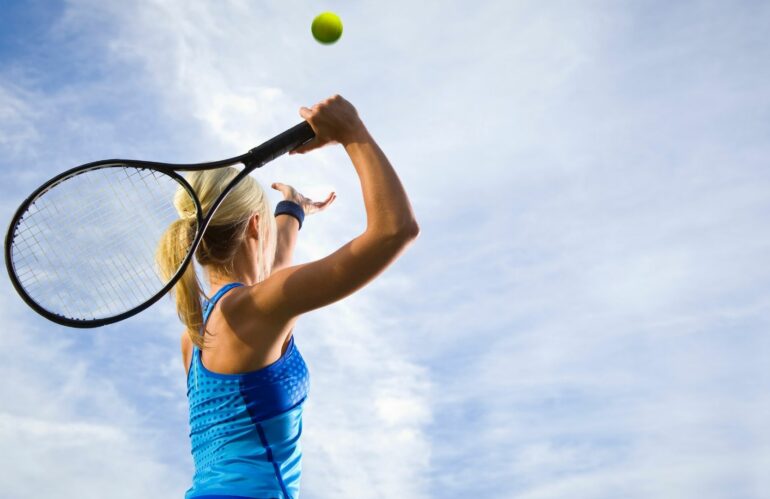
{"left": 179, "top": 209, "right": 196, "bottom": 221}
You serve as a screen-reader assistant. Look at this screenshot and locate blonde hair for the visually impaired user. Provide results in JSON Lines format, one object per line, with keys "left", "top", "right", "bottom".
{"left": 156, "top": 168, "right": 277, "bottom": 349}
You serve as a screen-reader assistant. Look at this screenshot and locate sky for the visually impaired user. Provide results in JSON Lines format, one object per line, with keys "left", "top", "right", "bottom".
{"left": 1, "top": 0, "right": 769, "bottom": 498}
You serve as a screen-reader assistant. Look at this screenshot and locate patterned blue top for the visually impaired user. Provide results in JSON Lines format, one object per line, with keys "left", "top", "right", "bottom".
{"left": 186, "top": 283, "right": 310, "bottom": 499}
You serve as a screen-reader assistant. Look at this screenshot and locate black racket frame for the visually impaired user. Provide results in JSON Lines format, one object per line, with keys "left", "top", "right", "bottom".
{"left": 4, "top": 121, "right": 314, "bottom": 328}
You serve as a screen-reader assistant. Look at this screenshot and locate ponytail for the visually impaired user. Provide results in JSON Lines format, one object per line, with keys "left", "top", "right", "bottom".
{"left": 155, "top": 167, "right": 277, "bottom": 350}
{"left": 156, "top": 217, "right": 206, "bottom": 349}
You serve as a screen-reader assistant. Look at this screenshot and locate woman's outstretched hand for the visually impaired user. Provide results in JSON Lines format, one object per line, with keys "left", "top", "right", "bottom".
{"left": 271, "top": 182, "right": 336, "bottom": 216}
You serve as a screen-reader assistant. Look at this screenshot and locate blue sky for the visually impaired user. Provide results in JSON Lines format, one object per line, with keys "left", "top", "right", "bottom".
{"left": 1, "top": 1, "right": 769, "bottom": 498}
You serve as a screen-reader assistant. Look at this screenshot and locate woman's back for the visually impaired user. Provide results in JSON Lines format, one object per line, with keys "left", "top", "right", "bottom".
{"left": 185, "top": 283, "right": 310, "bottom": 499}
{"left": 189, "top": 288, "right": 298, "bottom": 377}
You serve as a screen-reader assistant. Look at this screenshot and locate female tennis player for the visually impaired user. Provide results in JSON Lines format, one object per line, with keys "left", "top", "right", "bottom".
{"left": 158, "top": 95, "right": 419, "bottom": 499}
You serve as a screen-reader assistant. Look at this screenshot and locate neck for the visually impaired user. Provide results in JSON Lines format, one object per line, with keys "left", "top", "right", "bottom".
{"left": 206, "top": 241, "right": 264, "bottom": 291}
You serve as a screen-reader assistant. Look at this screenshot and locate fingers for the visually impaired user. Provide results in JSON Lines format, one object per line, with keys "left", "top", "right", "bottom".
{"left": 315, "top": 192, "right": 336, "bottom": 209}
{"left": 292, "top": 106, "right": 320, "bottom": 155}
{"left": 305, "top": 192, "right": 335, "bottom": 215}
{"left": 322, "top": 191, "right": 336, "bottom": 205}
{"left": 289, "top": 138, "right": 324, "bottom": 155}
{"left": 291, "top": 96, "right": 361, "bottom": 153}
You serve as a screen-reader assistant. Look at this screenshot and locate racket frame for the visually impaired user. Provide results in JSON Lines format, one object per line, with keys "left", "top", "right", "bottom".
{"left": 5, "top": 121, "right": 314, "bottom": 328}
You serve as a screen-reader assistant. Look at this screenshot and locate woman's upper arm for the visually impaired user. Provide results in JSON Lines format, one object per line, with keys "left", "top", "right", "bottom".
{"left": 248, "top": 228, "right": 418, "bottom": 321}
{"left": 181, "top": 331, "right": 192, "bottom": 375}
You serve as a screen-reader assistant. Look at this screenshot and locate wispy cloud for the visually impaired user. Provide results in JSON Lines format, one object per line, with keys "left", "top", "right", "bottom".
{"left": 0, "top": 84, "right": 42, "bottom": 159}
{"left": 0, "top": 282, "right": 188, "bottom": 498}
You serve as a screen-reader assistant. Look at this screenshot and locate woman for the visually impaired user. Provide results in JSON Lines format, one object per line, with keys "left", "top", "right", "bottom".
{"left": 157, "top": 95, "right": 419, "bottom": 499}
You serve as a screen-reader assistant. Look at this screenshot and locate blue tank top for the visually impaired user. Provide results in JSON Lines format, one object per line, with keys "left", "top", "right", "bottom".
{"left": 186, "top": 283, "right": 310, "bottom": 499}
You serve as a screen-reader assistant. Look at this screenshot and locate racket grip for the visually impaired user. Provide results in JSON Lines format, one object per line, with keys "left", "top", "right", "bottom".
{"left": 245, "top": 122, "right": 315, "bottom": 169}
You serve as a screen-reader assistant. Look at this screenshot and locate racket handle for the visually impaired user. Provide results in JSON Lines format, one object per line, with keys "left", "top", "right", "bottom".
{"left": 245, "top": 121, "right": 315, "bottom": 169}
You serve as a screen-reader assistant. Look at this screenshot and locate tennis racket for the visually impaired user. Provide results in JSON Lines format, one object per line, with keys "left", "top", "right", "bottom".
{"left": 4, "top": 121, "right": 315, "bottom": 328}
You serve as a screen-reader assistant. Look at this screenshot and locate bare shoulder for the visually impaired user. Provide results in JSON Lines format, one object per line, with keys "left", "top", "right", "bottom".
{"left": 219, "top": 282, "right": 294, "bottom": 337}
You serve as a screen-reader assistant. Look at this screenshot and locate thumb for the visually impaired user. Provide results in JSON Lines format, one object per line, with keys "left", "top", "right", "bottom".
{"left": 299, "top": 106, "right": 313, "bottom": 120}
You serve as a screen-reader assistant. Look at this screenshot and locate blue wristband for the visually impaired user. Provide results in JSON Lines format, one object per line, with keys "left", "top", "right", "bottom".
{"left": 275, "top": 200, "right": 305, "bottom": 230}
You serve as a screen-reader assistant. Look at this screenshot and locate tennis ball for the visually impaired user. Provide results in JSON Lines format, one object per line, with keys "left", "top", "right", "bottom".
{"left": 311, "top": 12, "right": 343, "bottom": 44}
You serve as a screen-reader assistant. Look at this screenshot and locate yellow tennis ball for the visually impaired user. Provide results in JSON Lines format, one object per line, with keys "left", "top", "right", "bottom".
{"left": 311, "top": 12, "right": 343, "bottom": 44}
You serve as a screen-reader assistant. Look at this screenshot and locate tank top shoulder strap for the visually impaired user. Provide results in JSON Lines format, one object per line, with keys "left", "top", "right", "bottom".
{"left": 190, "top": 283, "right": 243, "bottom": 390}
{"left": 200, "top": 282, "right": 244, "bottom": 335}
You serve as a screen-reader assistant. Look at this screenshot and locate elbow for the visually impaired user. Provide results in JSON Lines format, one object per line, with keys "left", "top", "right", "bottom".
{"left": 391, "top": 221, "right": 420, "bottom": 241}
{"left": 401, "top": 221, "right": 420, "bottom": 239}
{"left": 369, "top": 220, "right": 420, "bottom": 242}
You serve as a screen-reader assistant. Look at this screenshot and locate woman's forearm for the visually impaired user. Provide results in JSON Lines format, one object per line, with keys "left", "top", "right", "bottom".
{"left": 343, "top": 127, "right": 419, "bottom": 236}
{"left": 272, "top": 215, "right": 299, "bottom": 272}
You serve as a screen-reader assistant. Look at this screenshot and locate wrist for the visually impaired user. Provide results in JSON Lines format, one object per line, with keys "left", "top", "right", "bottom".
{"left": 275, "top": 200, "right": 305, "bottom": 230}
{"left": 340, "top": 123, "right": 370, "bottom": 148}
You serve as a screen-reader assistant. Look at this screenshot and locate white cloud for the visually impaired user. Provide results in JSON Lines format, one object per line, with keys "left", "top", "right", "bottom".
{"left": 296, "top": 301, "right": 434, "bottom": 498}
{"left": 0, "top": 412, "right": 128, "bottom": 445}
{"left": 0, "top": 283, "right": 188, "bottom": 498}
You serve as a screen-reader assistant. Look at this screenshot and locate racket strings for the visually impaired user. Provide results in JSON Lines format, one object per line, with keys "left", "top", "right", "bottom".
{"left": 16, "top": 169, "right": 167, "bottom": 316}
{"left": 19, "top": 175, "right": 150, "bottom": 312}
{"left": 10, "top": 165, "right": 196, "bottom": 321}
{"left": 13, "top": 203, "right": 84, "bottom": 314}
{"left": 90, "top": 169, "right": 166, "bottom": 299}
